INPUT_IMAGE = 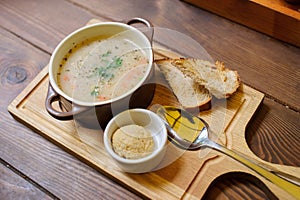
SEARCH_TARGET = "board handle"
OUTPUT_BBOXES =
[125,17,154,43]
[45,83,88,120]
[205,139,300,199]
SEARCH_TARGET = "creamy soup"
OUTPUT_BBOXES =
[57,33,149,102]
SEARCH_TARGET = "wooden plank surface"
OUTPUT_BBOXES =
[0,161,54,200]
[1,0,299,199]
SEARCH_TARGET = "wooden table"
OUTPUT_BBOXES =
[1,0,299,199]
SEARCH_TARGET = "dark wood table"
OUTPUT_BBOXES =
[1,0,299,199]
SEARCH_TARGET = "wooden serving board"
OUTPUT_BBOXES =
[8,19,300,199]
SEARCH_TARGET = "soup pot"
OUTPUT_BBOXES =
[45,18,155,128]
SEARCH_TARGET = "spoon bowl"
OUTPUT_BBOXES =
[156,106,300,199]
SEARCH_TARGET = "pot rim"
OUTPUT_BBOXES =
[48,21,153,107]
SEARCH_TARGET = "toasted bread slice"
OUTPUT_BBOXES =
[156,59,212,111]
[163,58,240,99]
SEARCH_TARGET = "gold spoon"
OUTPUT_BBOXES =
[156,106,300,199]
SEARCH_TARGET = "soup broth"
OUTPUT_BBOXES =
[57,33,149,103]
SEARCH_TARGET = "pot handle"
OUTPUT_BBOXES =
[125,17,154,43]
[45,83,88,120]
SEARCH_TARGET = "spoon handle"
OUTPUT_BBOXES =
[203,138,300,199]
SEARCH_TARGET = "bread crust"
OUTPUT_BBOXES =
[158,58,240,99]
[156,58,212,111]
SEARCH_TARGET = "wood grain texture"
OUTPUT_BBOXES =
[0,0,100,54]
[0,162,53,200]
[1,0,299,199]
[184,0,300,47]
[246,98,300,166]
[203,172,278,199]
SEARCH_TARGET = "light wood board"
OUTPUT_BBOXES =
[8,19,300,199]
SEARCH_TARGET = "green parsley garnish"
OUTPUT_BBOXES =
[91,86,99,96]
[102,50,112,57]
[109,57,123,68]
[95,57,123,79]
